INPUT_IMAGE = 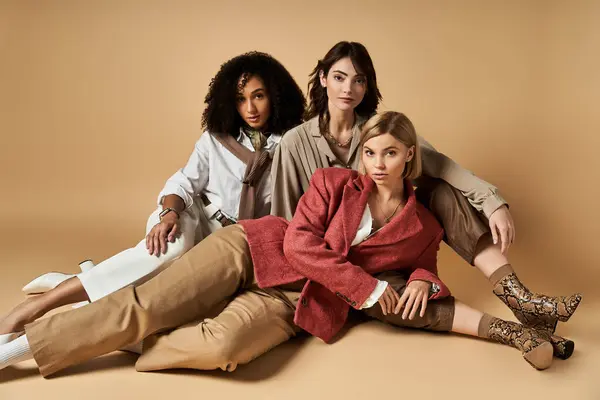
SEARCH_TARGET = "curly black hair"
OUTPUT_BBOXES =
[305,41,382,120]
[201,52,305,137]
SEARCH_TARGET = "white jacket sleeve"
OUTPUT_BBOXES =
[157,133,210,209]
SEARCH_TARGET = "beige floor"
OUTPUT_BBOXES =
[0,221,598,400]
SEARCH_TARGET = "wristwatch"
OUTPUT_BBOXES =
[429,282,440,296]
[159,207,180,220]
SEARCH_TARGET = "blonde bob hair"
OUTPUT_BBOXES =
[358,111,422,179]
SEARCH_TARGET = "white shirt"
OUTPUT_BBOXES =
[352,206,389,309]
[157,129,281,220]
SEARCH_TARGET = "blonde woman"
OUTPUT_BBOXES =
[270,41,581,357]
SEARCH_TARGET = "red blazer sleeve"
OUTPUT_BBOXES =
[406,229,451,299]
[283,169,379,309]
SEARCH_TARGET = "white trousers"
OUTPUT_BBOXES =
[79,201,222,302]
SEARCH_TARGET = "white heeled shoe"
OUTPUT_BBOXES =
[21,260,96,295]
[22,272,75,294]
[78,259,95,272]
[0,331,24,345]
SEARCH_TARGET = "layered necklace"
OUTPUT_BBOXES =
[324,127,353,148]
[320,115,353,148]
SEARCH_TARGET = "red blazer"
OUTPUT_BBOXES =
[239,168,450,343]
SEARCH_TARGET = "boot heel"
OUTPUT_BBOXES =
[549,335,574,360]
[78,259,95,272]
[527,328,574,360]
[523,341,553,370]
[487,317,555,370]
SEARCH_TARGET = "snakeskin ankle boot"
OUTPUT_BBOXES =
[491,268,582,334]
[483,316,554,370]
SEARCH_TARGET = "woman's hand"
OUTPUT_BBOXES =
[377,285,401,316]
[489,205,515,254]
[395,280,431,319]
[146,212,180,257]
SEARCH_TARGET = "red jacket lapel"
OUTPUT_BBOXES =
[337,175,423,249]
[362,180,423,247]
[338,174,373,253]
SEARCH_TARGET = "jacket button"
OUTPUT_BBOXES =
[301,298,308,307]
[351,301,357,307]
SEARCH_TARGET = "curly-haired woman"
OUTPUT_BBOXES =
[0,51,305,340]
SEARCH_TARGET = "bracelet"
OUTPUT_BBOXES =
[159,207,180,220]
[429,282,440,296]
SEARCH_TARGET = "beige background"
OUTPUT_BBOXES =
[0,1,598,399]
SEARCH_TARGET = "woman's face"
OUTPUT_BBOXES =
[362,133,414,186]
[236,75,271,131]
[320,57,367,114]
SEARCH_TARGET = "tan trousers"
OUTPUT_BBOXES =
[136,287,301,372]
[26,225,300,377]
[26,228,455,378]
[137,273,455,374]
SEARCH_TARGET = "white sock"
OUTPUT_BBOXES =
[0,335,34,370]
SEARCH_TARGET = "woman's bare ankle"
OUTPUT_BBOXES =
[0,298,46,334]
[0,314,25,334]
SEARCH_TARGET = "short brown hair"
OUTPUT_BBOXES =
[359,111,422,179]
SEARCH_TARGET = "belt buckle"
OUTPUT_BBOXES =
[215,210,235,227]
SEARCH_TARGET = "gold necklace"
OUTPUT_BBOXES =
[322,119,353,148]
[377,197,404,223]
[324,129,353,147]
